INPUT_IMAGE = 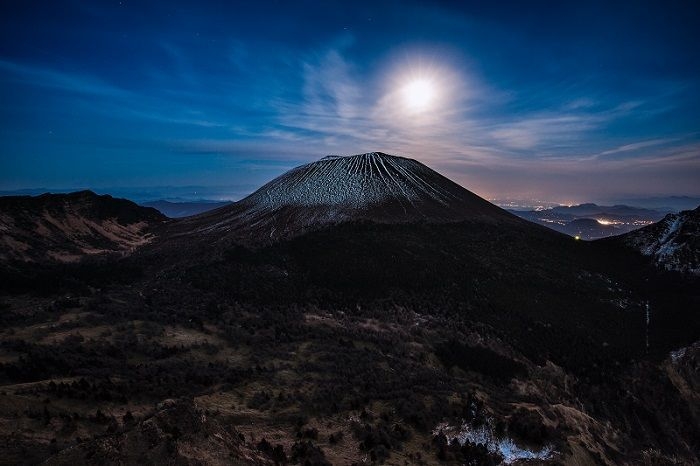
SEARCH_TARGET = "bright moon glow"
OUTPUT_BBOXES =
[402,78,435,111]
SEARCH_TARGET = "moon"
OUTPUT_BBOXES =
[401,78,435,112]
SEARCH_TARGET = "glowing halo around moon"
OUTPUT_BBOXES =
[379,53,467,125]
[401,78,436,112]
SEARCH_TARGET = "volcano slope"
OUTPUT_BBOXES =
[1,153,698,465]
[170,151,520,243]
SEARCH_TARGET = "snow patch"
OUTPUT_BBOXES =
[670,347,687,364]
[433,419,556,464]
[655,216,682,260]
[639,214,682,257]
[629,209,699,275]
[658,216,682,245]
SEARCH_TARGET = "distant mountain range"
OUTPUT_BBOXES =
[140,200,232,218]
[510,203,670,240]
[0,185,254,204]
[612,196,700,212]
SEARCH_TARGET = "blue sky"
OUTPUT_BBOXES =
[1,0,699,203]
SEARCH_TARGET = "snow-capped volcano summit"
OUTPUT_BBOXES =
[240,152,501,211]
[180,152,520,242]
[251,151,458,208]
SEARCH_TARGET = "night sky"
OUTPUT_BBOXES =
[1,1,699,203]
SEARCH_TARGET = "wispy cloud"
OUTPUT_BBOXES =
[488,114,599,152]
[199,42,698,200]
[594,138,677,158]
[0,59,130,98]
[242,42,685,175]
[0,57,235,130]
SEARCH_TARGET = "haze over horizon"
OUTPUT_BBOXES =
[1,1,699,202]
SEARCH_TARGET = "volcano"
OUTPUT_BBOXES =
[179,152,522,242]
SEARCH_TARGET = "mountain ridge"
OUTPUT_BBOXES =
[619,205,700,275]
[0,190,166,263]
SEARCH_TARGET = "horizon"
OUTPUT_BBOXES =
[1,151,699,211]
[2,180,699,213]
[1,1,700,201]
